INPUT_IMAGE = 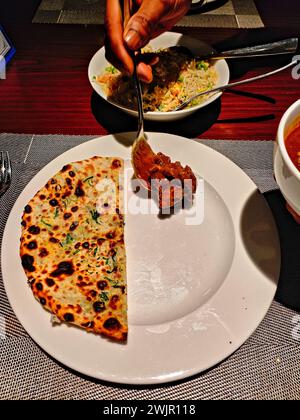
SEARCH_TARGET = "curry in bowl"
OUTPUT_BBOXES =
[285,120,300,172]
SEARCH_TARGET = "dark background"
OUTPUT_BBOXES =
[0,0,300,139]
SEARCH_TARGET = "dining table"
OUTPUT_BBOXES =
[1,0,300,401]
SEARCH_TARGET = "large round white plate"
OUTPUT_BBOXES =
[88,32,230,121]
[2,133,280,385]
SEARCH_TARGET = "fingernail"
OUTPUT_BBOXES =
[140,75,151,83]
[137,63,153,84]
[124,29,141,50]
[139,71,152,84]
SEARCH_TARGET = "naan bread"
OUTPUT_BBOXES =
[20,156,127,342]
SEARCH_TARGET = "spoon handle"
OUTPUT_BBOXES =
[204,38,298,60]
[122,0,145,140]
[175,59,299,111]
[133,56,145,140]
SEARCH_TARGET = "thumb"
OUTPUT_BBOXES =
[124,0,167,50]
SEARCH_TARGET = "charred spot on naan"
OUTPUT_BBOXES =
[93,300,106,313]
[24,205,32,214]
[64,312,74,322]
[39,248,48,257]
[50,261,75,277]
[46,278,55,287]
[62,164,71,173]
[28,226,40,235]
[27,240,37,250]
[103,317,122,331]
[75,180,85,197]
[21,254,36,272]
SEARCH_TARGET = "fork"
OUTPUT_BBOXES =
[0,152,12,197]
[174,59,299,111]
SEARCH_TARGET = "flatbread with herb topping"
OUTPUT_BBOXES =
[20,156,127,342]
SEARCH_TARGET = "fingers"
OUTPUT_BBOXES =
[105,0,133,75]
[105,0,191,82]
[104,0,153,81]
[138,53,160,66]
[135,53,160,83]
[124,0,167,50]
[124,0,191,51]
[137,62,153,83]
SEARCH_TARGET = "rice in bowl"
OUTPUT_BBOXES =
[96,48,218,112]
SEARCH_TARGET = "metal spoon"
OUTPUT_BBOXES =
[124,2,196,209]
[197,38,298,61]
[143,38,298,64]
[131,53,151,178]
[174,59,299,111]
[121,0,150,176]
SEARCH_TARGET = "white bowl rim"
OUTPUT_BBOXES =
[278,98,300,181]
[88,31,230,117]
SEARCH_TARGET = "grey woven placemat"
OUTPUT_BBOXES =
[32,0,264,29]
[0,133,299,400]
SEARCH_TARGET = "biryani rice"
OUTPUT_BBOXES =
[96,48,218,112]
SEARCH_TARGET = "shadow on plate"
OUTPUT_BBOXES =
[263,189,300,313]
[240,189,281,285]
[91,91,221,137]
[39,338,231,390]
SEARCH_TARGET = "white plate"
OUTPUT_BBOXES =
[2,133,280,385]
[88,32,230,121]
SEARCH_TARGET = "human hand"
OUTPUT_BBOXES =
[105,0,191,83]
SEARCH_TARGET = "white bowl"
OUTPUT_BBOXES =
[274,99,300,217]
[88,31,230,122]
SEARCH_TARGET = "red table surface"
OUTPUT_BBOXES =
[0,0,300,140]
